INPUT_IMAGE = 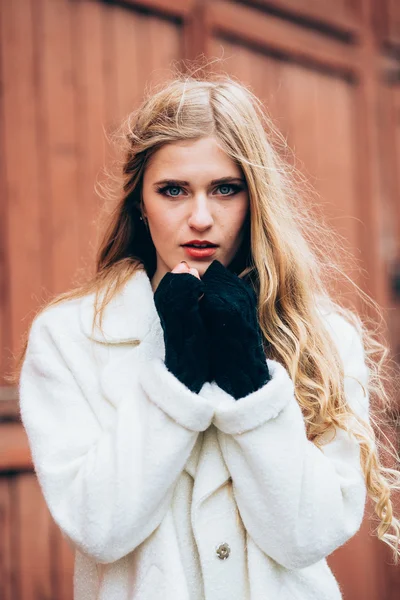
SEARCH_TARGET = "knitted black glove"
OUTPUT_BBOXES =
[153,271,209,394]
[200,260,270,400]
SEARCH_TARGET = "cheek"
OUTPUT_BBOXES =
[147,207,180,243]
[219,203,249,238]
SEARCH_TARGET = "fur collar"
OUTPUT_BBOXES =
[78,266,333,345]
[79,269,158,344]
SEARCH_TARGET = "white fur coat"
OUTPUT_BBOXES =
[19,268,370,600]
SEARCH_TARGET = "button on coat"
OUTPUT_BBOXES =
[19,268,370,600]
[216,543,230,560]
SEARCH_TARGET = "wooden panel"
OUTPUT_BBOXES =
[109,4,143,123]
[146,14,182,89]
[372,58,400,357]
[0,11,10,388]
[0,0,183,381]
[390,85,400,262]
[392,86,400,354]
[17,474,54,600]
[0,477,13,600]
[378,0,400,47]
[0,0,44,382]
[72,0,108,275]
[0,453,74,598]
[211,39,362,303]
[209,36,386,599]
[0,0,183,596]
[1,0,397,598]
[208,1,362,75]
[72,1,182,274]
[112,7,181,121]
[0,423,32,472]
[330,504,388,600]
[53,526,74,600]
[352,55,390,311]
[37,0,81,297]
[249,0,362,34]
[116,0,194,17]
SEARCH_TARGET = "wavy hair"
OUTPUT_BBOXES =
[13,64,400,561]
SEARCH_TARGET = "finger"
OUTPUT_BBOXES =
[172,261,190,274]
[188,267,200,280]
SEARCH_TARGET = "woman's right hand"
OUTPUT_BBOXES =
[153,261,209,393]
[171,260,200,278]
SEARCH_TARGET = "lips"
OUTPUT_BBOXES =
[182,240,218,248]
[183,246,217,258]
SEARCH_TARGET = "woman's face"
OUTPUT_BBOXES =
[142,136,250,289]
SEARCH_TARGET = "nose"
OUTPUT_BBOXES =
[187,194,214,230]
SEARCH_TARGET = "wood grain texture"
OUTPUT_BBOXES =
[208,1,362,75]
[207,29,391,599]
[1,0,399,598]
[0,477,13,600]
[0,423,32,472]
[0,2,11,388]
[52,525,74,600]
[0,0,45,382]
[115,0,194,18]
[379,0,400,47]
[37,0,81,297]
[17,474,53,600]
[247,0,362,35]
[73,0,109,277]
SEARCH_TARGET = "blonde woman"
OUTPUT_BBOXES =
[17,72,399,600]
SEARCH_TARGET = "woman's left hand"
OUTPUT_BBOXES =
[200,260,271,399]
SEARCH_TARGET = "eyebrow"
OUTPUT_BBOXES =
[153,176,246,187]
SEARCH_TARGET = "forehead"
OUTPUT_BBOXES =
[144,136,242,179]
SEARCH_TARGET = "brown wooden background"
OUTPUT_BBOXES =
[1,0,400,598]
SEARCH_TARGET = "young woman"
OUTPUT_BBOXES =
[17,72,399,600]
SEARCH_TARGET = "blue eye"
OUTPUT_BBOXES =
[166,186,182,197]
[156,183,243,198]
[218,185,234,195]
[157,185,183,198]
[216,184,242,196]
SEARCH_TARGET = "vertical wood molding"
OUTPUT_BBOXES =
[182,0,212,63]
[0,2,11,388]
[353,0,391,314]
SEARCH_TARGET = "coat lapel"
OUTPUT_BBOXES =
[191,423,231,510]
[78,267,232,502]
[79,268,158,344]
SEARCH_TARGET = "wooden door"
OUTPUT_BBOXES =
[187,1,396,598]
[0,0,185,598]
[1,0,398,598]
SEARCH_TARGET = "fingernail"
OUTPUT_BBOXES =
[181,261,189,266]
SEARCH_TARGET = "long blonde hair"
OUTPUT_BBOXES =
[13,66,400,561]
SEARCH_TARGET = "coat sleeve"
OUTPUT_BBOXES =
[211,314,370,569]
[19,311,214,564]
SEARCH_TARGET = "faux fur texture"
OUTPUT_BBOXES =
[18,268,370,600]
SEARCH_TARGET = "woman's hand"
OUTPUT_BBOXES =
[200,260,270,400]
[153,261,209,393]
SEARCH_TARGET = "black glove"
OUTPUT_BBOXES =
[200,260,270,400]
[153,271,209,394]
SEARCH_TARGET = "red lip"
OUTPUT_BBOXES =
[183,246,217,259]
[182,239,218,246]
